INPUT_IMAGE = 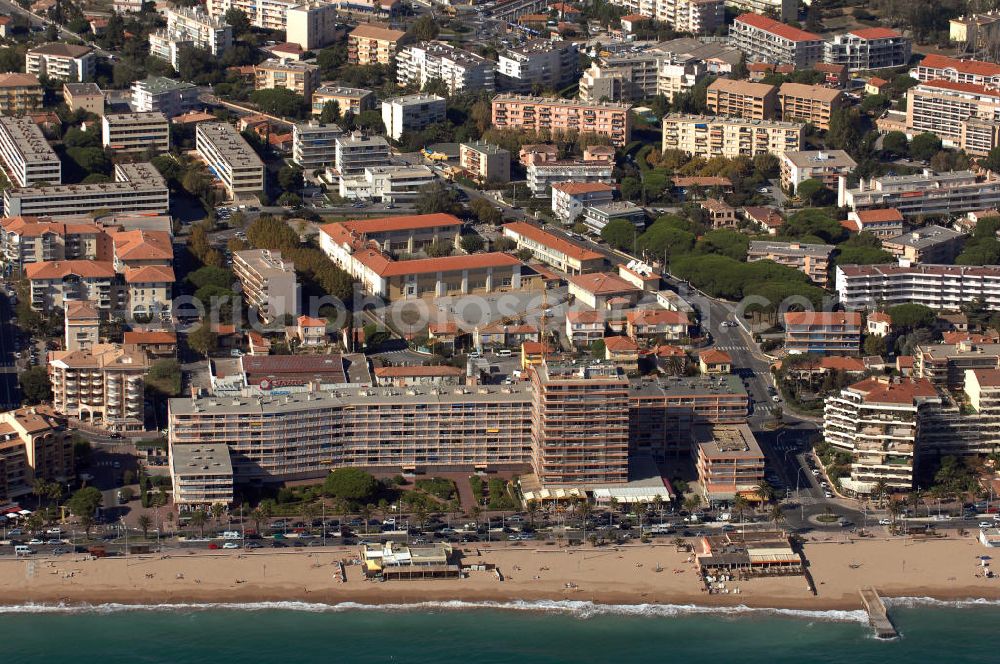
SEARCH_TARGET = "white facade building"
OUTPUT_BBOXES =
[0,116,61,188]
[396,41,495,95]
[381,93,446,141]
[196,122,265,200]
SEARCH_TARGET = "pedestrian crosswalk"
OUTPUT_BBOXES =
[712,345,746,351]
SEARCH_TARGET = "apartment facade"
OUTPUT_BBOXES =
[292,120,343,169]
[48,344,149,432]
[747,240,834,286]
[0,116,61,188]
[25,43,95,82]
[26,260,119,311]
[3,163,169,217]
[823,27,911,71]
[583,202,646,234]
[783,311,862,354]
[836,263,1000,312]
[381,93,446,141]
[396,41,495,95]
[170,442,234,508]
[578,52,667,103]
[232,249,300,323]
[63,82,103,115]
[254,58,319,99]
[131,77,201,118]
[906,80,1000,151]
[338,164,435,202]
[0,406,72,502]
[526,160,615,197]
[334,133,390,175]
[492,94,633,147]
[778,83,844,131]
[729,14,824,69]
[502,221,604,275]
[459,141,510,183]
[839,170,1000,218]
[694,424,765,504]
[496,39,579,93]
[844,208,905,238]
[196,122,265,199]
[881,226,967,264]
[551,181,616,223]
[910,53,1000,88]
[310,85,375,117]
[780,149,856,193]
[0,217,104,270]
[662,114,805,159]
[124,265,175,319]
[149,6,232,69]
[206,0,297,31]
[609,0,724,32]
[348,23,406,65]
[706,78,778,120]
[101,112,170,154]
[0,73,43,115]
[286,1,342,50]
[915,341,1000,390]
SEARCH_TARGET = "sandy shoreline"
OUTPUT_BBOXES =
[2,537,1000,613]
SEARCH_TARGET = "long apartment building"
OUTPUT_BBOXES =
[824,377,941,495]
[25,43,95,82]
[723,0,796,21]
[910,53,1000,88]
[914,341,1000,390]
[747,240,834,286]
[254,58,320,99]
[321,213,461,260]
[526,159,615,197]
[783,311,861,354]
[0,406,72,503]
[492,94,632,147]
[706,78,778,120]
[838,170,1000,219]
[729,13,824,69]
[396,41,495,95]
[101,112,169,154]
[348,23,406,65]
[196,122,265,200]
[661,114,805,159]
[0,217,104,270]
[778,82,844,131]
[149,6,232,69]
[836,263,1000,312]
[823,27,910,71]
[0,73,43,115]
[26,260,118,311]
[497,39,579,92]
[232,248,300,323]
[48,344,149,432]
[206,0,296,31]
[579,52,666,103]
[502,221,605,275]
[0,116,61,188]
[3,163,169,217]
[906,80,1000,155]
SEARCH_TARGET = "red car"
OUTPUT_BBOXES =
[208,543,220,550]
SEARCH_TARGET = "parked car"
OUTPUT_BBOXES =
[878,519,892,526]
[222,542,240,549]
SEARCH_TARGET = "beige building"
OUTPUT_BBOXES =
[26,43,95,82]
[780,150,856,194]
[62,82,103,115]
[26,260,119,311]
[662,114,805,159]
[101,112,170,154]
[311,85,375,117]
[286,1,342,50]
[503,221,604,275]
[730,13,823,68]
[906,80,1000,155]
[0,406,73,503]
[0,217,104,270]
[196,122,265,200]
[348,23,406,65]
[170,442,234,508]
[254,58,319,99]
[880,225,967,264]
[492,94,633,147]
[233,249,300,323]
[694,424,765,504]
[206,0,297,31]
[747,240,834,286]
[48,344,149,432]
[124,264,175,319]
[0,73,43,115]
[459,141,510,183]
[64,300,101,352]
[778,83,844,131]
[706,78,778,120]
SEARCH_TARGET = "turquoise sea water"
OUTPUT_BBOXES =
[2,599,999,663]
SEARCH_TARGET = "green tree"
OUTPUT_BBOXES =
[323,468,377,501]
[795,178,834,206]
[881,131,909,159]
[19,366,51,404]
[407,15,440,41]
[414,181,460,215]
[138,514,152,539]
[826,108,861,153]
[863,334,887,357]
[250,88,308,119]
[67,486,103,535]
[277,166,303,193]
[460,234,485,253]
[224,8,251,35]
[601,218,638,251]
[980,145,1000,173]
[909,132,942,162]
[188,323,219,357]
[590,338,606,358]
[425,239,454,257]
[494,236,516,252]
[189,509,208,536]
[888,303,937,330]
[146,359,182,397]
[319,100,341,124]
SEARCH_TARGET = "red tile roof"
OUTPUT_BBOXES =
[124,265,175,283]
[735,13,821,42]
[918,54,1000,77]
[699,349,731,364]
[321,213,463,239]
[920,78,998,95]
[854,208,904,223]
[568,272,639,295]
[784,311,861,327]
[504,221,603,262]
[356,251,522,277]
[818,356,865,372]
[297,315,327,327]
[847,377,938,404]
[604,335,639,352]
[26,260,115,280]
[626,308,687,326]
[550,182,616,195]
[123,330,177,344]
[849,27,902,39]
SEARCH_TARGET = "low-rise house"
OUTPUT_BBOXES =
[843,208,905,238]
[867,311,892,336]
[604,335,640,372]
[566,310,606,347]
[699,348,732,374]
[373,365,464,387]
[291,315,328,347]
[475,322,539,349]
[701,198,737,228]
[742,206,784,235]
[626,308,689,342]
[123,330,177,358]
[567,272,642,309]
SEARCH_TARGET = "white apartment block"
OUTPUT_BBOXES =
[838,170,1000,219]
[723,0,796,21]
[609,0,723,33]
[149,6,232,70]
[0,116,61,188]
[496,39,579,92]
[206,0,296,31]
[729,14,824,69]
[579,52,673,103]
[170,443,234,508]
[910,54,1000,88]
[662,114,805,160]
[381,93,446,141]
[286,1,342,50]
[339,164,435,202]
[131,77,201,118]
[3,163,169,217]
[232,248,300,323]
[25,43,95,82]
[551,182,616,223]
[823,28,911,71]
[101,112,170,154]
[905,80,1000,151]
[527,161,615,197]
[196,123,265,200]
[836,263,1000,312]
[335,132,390,176]
[292,121,343,169]
[396,41,495,95]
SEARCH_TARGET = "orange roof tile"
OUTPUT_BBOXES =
[504,221,603,262]
[920,78,998,95]
[124,265,175,283]
[847,377,938,404]
[699,349,731,364]
[735,13,821,42]
[784,311,861,326]
[568,272,639,295]
[550,182,616,195]
[349,23,406,41]
[26,260,115,280]
[626,308,687,326]
[123,330,177,344]
[297,315,327,327]
[849,27,902,39]
[604,335,639,352]
[918,54,1000,77]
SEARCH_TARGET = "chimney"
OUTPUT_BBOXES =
[837,175,848,207]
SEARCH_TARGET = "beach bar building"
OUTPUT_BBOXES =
[360,541,461,580]
[697,530,804,580]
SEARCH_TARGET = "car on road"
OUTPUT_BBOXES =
[222,542,240,549]
[45,539,63,545]
[28,538,43,545]
[878,519,892,526]
[244,542,262,549]
[51,547,71,555]
[980,522,993,528]
[824,491,834,498]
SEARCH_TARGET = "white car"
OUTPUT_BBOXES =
[878,519,892,526]
[980,521,993,528]
[222,542,240,549]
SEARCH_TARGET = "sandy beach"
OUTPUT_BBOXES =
[2,535,999,610]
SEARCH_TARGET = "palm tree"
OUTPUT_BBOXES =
[414,504,429,531]
[526,501,538,527]
[683,494,702,514]
[210,502,225,526]
[138,514,152,539]
[578,498,593,541]
[770,504,785,530]
[251,507,265,534]
[755,480,775,505]
[359,503,374,535]
[46,482,63,504]
[873,480,890,509]
[32,478,47,510]
[189,509,208,537]
[652,495,664,523]
[732,495,750,523]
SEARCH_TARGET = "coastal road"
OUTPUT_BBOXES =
[0,284,20,410]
